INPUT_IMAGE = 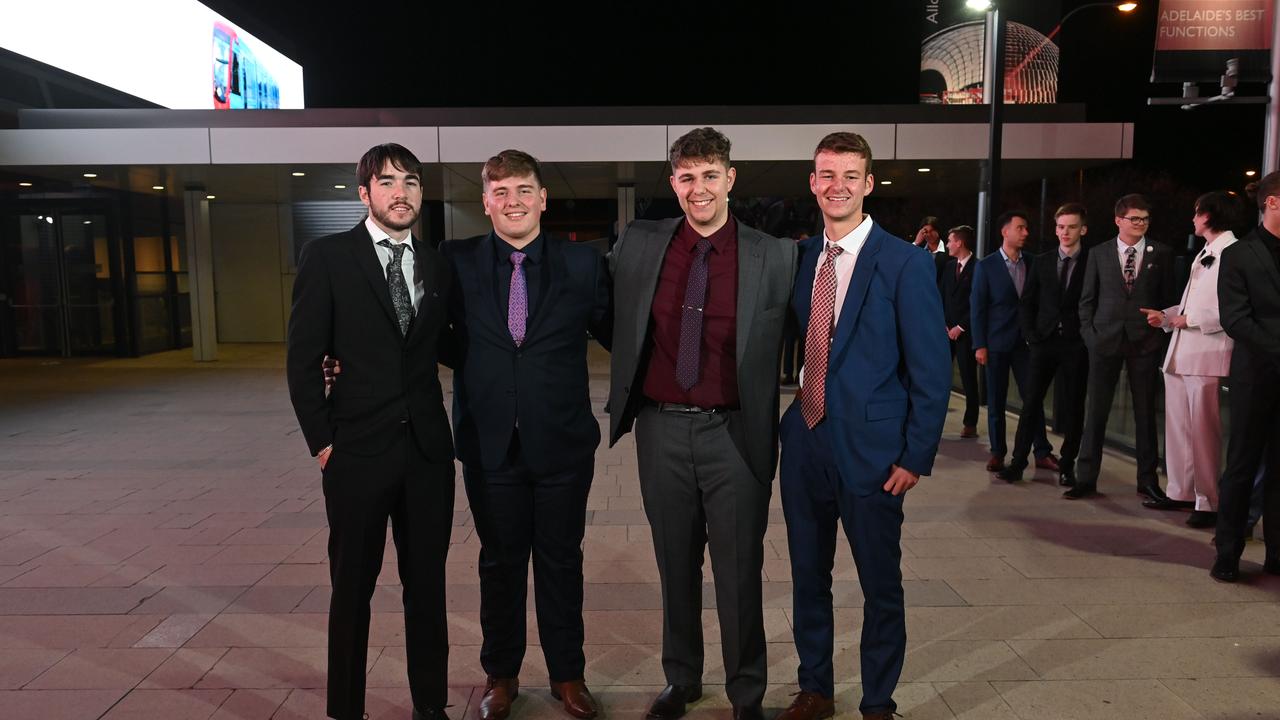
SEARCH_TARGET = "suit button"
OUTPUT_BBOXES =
[624,386,629,394]
[516,352,523,358]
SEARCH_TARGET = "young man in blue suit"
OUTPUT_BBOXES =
[970,211,1056,474]
[774,132,950,720]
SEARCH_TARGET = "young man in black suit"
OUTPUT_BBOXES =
[287,144,455,720]
[1212,171,1280,582]
[998,203,1090,485]
[327,150,612,718]
[939,225,980,438]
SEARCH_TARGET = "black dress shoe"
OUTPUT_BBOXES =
[1210,556,1240,583]
[1058,468,1076,487]
[1265,558,1280,575]
[1185,510,1217,528]
[646,684,702,720]
[413,709,449,720]
[1063,484,1097,500]
[1136,483,1170,502]
[732,705,764,720]
[995,462,1026,483]
[1143,496,1195,511]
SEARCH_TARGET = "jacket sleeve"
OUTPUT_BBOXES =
[970,259,988,349]
[1078,253,1100,350]
[589,251,614,351]
[1219,244,1280,363]
[896,250,952,477]
[285,240,334,456]
[1019,261,1043,343]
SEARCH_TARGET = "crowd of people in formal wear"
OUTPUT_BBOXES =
[283,127,1278,720]
[931,184,1279,586]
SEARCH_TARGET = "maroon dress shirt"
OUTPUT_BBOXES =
[642,216,740,408]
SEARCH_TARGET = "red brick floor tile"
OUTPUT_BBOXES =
[0,615,143,649]
[143,565,272,587]
[222,528,320,546]
[3,564,116,588]
[140,648,229,689]
[101,688,231,720]
[0,648,68,689]
[0,586,157,615]
[129,586,247,615]
[204,545,296,565]
[134,613,216,648]
[186,614,327,649]
[252,564,329,586]
[0,689,126,719]
[27,647,175,689]
[207,688,289,719]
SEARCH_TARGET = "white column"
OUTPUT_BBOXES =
[183,189,217,361]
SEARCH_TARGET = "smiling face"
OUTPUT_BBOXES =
[810,150,874,228]
[483,172,547,246]
[669,159,736,234]
[359,159,422,237]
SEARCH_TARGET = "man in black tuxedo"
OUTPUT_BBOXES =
[939,225,980,438]
[1211,171,1280,582]
[286,144,455,720]
[998,203,1090,485]
[1068,194,1178,500]
[914,215,949,284]
[326,151,612,718]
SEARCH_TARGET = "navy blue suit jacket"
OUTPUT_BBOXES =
[790,222,950,494]
[970,250,1032,353]
[441,233,612,474]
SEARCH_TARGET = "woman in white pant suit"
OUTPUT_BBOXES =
[1142,191,1240,527]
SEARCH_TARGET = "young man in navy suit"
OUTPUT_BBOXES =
[774,132,949,720]
[970,211,1056,473]
[326,150,611,720]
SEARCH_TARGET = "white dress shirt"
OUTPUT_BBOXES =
[365,216,423,312]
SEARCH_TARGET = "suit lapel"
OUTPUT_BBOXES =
[794,237,819,328]
[473,233,507,335]
[830,223,884,361]
[404,236,437,347]
[735,225,766,364]
[630,218,682,355]
[347,222,400,334]
[524,235,564,343]
[1248,238,1280,295]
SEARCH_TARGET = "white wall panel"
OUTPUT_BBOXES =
[0,128,210,165]
[439,126,666,163]
[210,127,439,164]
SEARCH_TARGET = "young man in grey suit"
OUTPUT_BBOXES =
[606,127,796,720]
[1068,194,1178,500]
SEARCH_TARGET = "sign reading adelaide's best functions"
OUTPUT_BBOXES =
[0,0,304,109]
[1152,0,1274,82]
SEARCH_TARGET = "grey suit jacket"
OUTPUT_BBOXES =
[606,217,797,484]
[1079,239,1177,357]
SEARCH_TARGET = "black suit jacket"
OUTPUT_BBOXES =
[1021,247,1088,345]
[286,221,454,460]
[939,255,974,331]
[1079,239,1178,356]
[1220,226,1280,382]
[441,233,612,474]
[607,217,797,484]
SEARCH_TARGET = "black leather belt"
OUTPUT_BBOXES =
[653,401,726,414]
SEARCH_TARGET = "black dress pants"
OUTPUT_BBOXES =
[1010,335,1089,471]
[1215,377,1280,562]
[464,433,593,682]
[1075,342,1162,490]
[951,333,980,428]
[322,429,455,720]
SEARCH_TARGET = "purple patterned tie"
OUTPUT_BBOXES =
[508,251,527,346]
[675,238,713,391]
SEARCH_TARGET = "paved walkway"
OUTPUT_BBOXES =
[0,344,1276,720]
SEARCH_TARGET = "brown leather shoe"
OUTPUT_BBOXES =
[1035,453,1061,471]
[550,680,599,719]
[478,677,518,720]
[986,455,1005,472]
[960,425,978,438]
[775,691,834,720]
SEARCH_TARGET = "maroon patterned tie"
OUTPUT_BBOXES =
[675,238,713,391]
[802,242,844,428]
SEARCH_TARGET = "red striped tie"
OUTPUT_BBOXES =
[802,243,844,428]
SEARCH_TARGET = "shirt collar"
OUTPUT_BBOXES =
[366,216,414,251]
[492,231,543,265]
[679,214,737,254]
[1058,244,1081,260]
[998,246,1023,264]
[1117,236,1146,254]
[822,214,873,256]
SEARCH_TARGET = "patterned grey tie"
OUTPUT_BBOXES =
[378,239,414,336]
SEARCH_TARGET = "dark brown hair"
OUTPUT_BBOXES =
[1114,193,1150,217]
[1194,191,1240,233]
[813,131,873,173]
[1054,202,1089,224]
[947,224,975,251]
[669,127,731,169]
[356,143,421,191]
[482,149,544,188]
[1255,171,1280,208]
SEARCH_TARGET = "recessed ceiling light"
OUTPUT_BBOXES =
[291,171,306,177]
[333,184,347,189]
[917,167,931,173]
[880,180,893,185]
[206,194,216,200]
[152,185,165,190]
[18,181,32,187]
[45,216,53,224]
[83,220,92,225]
[83,172,97,178]
[1246,170,1258,177]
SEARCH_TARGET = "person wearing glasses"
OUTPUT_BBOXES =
[1068,194,1178,500]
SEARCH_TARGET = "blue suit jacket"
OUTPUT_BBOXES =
[790,222,950,495]
[970,250,1030,352]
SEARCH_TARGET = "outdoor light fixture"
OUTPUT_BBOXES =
[291,171,306,177]
[966,0,993,10]
[18,181,32,187]
[1116,2,1137,11]
[83,172,97,178]
[1246,170,1258,177]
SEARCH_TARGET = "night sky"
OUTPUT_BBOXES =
[202,0,1265,193]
